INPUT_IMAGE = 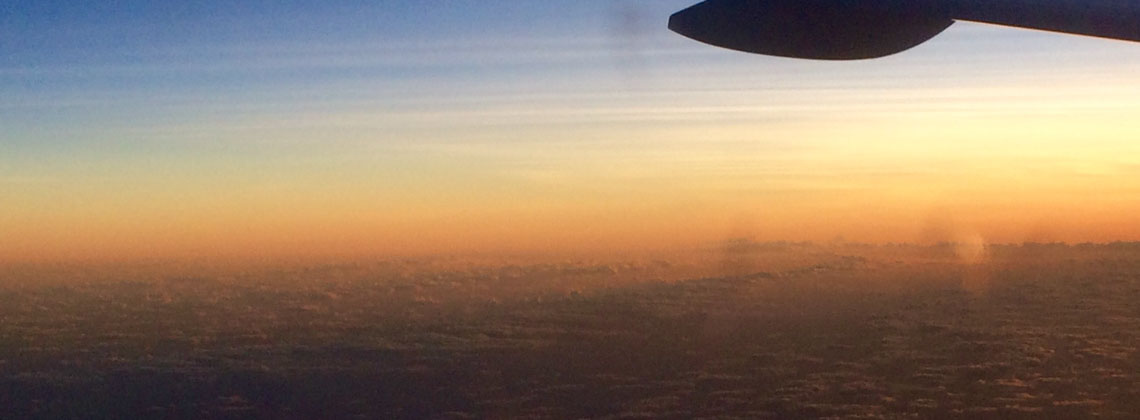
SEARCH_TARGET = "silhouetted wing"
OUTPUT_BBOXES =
[669,0,1140,60]
[950,0,1140,43]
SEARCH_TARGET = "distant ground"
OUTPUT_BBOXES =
[3,243,1140,419]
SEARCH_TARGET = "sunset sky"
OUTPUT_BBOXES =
[4,1,1140,262]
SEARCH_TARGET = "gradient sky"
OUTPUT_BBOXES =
[4,1,1140,262]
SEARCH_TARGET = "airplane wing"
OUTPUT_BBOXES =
[669,0,1140,60]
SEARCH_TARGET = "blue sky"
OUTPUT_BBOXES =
[6,0,1120,151]
[3,1,677,144]
[5,1,1139,171]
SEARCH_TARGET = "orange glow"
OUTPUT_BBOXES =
[5,74,1140,263]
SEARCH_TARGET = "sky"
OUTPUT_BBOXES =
[4,1,1140,262]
